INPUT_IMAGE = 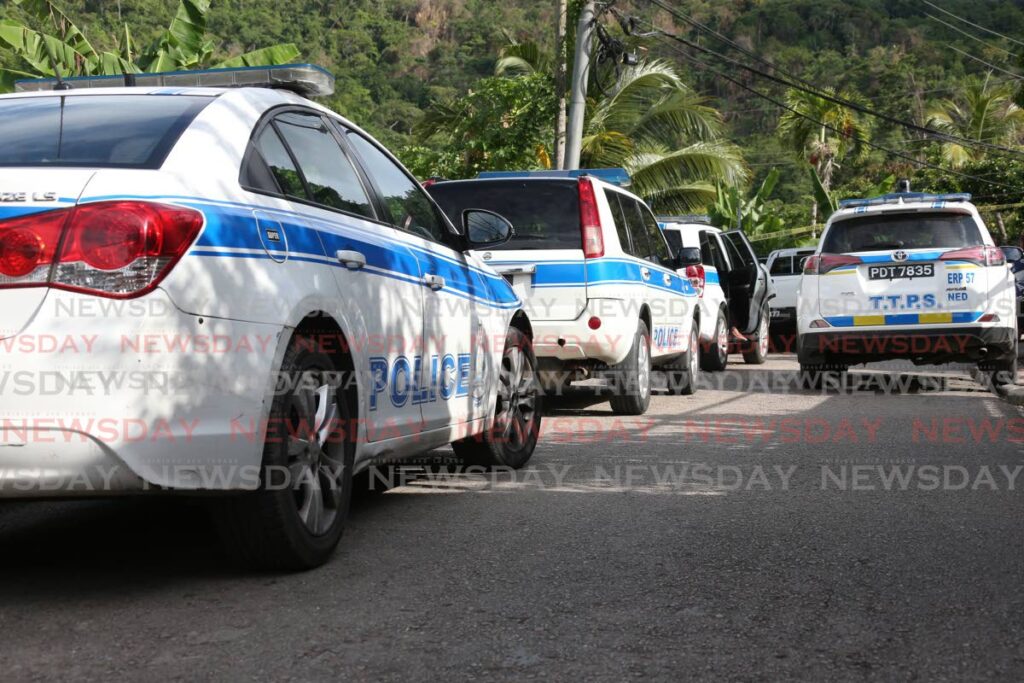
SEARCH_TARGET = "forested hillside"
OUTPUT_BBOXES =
[4,0,1024,240]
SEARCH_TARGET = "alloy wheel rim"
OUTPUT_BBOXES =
[717,320,728,358]
[496,345,538,450]
[638,336,651,397]
[286,378,344,536]
[758,315,769,357]
[689,329,700,379]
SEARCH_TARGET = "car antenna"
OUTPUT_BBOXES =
[42,41,72,91]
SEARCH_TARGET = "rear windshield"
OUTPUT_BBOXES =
[428,180,581,250]
[823,213,983,253]
[0,95,212,169]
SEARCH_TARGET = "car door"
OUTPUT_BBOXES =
[698,230,729,337]
[344,128,490,432]
[722,230,769,334]
[622,196,691,359]
[256,110,426,441]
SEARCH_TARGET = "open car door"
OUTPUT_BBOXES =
[722,230,771,335]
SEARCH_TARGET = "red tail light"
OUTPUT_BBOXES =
[0,201,203,298]
[940,245,1004,267]
[804,253,862,275]
[685,264,705,297]
[578,178,605,259]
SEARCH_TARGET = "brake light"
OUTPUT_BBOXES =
[685,264,705,297]
[578,178,605,259]
[804,253,862,275]
[0,201,203,298]
[940,246,1004,267]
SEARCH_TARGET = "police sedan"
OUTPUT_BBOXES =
[0,65,541,569]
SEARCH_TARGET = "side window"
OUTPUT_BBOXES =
[346,131,448,243]
[618,195,651,258]
[253,125,304,198]
[639,203,672,264]
[609,193,634,254]
[709,235,730,272]
[272,112,374,218]
[663,228,683,257]
[770,255,794,276]
[723,232,754,269]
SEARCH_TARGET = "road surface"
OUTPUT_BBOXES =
[1,356,1022,680]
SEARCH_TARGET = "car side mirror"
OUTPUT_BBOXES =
[675,246,702,269]
[463,209,515,249]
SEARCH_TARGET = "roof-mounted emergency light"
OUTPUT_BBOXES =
[657,214,711,226]
[15,64,335,97]
[477,168,632,187]
[838,192,973,209]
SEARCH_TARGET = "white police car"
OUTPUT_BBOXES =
[660,218,774,367]
[428,171,701,414]
[797,190,1018,387]
[0,65,541,569]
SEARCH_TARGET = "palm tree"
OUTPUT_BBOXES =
[0,0,299,92]
[777,87,870,225]
[580,59,747,213]
[926,74,1024,168]
[492,40,747,213]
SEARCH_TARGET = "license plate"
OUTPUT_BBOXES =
[868,263,934,280]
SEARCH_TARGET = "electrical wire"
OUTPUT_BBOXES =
[925,13,1018,59]
[637,0,1024,162]
[921,0,1024,50]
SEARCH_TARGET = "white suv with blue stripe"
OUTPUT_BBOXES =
[428,170,701,414]
[0,65,541,569]
[797,190,1018,387]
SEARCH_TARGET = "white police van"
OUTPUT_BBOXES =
[660,218,774,367]
[765,247,816,329]
[797,190,1018,387]
[428,170,701,414]
[0,65,541,569]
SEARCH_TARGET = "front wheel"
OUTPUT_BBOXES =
[742,305,770,365]
[452,326,541,469]
[665,323,701,396]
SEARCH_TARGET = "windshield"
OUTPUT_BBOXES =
[0,95,212,169]
[428,180,581,250]
[823,212,983,253]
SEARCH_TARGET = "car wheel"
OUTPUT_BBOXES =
[701,307,729,372]
[742,305,770,365]
[665,323,700,396]
[451,326,541,470]
[217,334,354,570]
[800,363,848,391]
[979,343,1018,388]
[609,319,653,415]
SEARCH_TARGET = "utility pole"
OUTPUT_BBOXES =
[564,1,596,170]
[553,0,568,170]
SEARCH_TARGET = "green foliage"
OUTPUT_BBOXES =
[0,0,299,87]
[709,167,785,237]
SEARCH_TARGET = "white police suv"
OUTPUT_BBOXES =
[0,65,541,569]
[660,218,774,367]
[428,170,701,413]
[797,190,1018,387]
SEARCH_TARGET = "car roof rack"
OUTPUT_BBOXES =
[838,192,972,209]
[658,214,711,226]
[14,63,335,97]
[476,168,632,187]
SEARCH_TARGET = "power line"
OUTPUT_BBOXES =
[641,29,1021,192]
[925,13,1017,59]
[638,0,1024,162]
[921,0,1024,50]
[947,45,1024,81]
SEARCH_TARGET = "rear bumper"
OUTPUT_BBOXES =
[0,289,281,497]
[797,325,1017,365]
[531,300,638,365]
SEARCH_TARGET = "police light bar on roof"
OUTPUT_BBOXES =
[476,168,632,187]
[658,214,711,225]
[838,192,972,209]
[14,63,335,97]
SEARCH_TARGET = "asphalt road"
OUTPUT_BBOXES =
[2,355,1023,681]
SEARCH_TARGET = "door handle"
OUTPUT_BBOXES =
[640,267,651,281]
[423,274,446,291]
[336,250,366,270]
